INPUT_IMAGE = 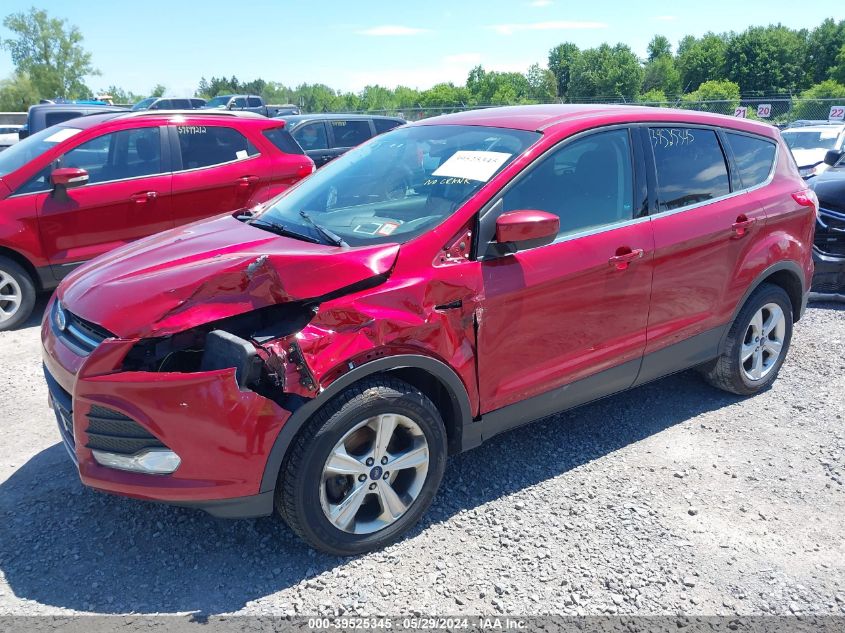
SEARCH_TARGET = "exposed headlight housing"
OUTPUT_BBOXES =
[92,448,181,474]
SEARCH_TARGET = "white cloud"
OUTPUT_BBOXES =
[357,25,429,36]
[443,53,483,65]
[490,21,607,36]
[653,15,677,21]
[529,0,553,6]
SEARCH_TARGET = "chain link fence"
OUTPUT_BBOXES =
[355,98,845,127]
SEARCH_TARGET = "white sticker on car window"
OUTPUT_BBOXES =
[820,130,839,139]
[44,128,82,143]
[236,150,248,160]
[432,150,511,182]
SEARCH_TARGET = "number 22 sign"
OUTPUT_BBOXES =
[829,106,845,121]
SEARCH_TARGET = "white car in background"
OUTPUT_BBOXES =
[781,122,845,179]
[0,125,22,152]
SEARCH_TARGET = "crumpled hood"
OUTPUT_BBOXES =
[791,148,828,168]
[59,214,399,339]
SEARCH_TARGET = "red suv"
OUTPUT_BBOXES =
[41,105,815,555]
[0,110,313,329]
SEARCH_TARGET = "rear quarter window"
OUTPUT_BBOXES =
[263,127,305,155]
[650,127,730,211]
[374,118,403,134]
[247,97,263,107]
[725,132,777,188]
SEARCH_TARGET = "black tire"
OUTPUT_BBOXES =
[276,377,448,555]
[699,283,793,396]
[0,256,36,332]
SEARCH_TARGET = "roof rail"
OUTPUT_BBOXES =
[116,109,267,120]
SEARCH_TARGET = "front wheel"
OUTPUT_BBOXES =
[0,256,36,332]
[276,377,447,555]
[699,283,793,396]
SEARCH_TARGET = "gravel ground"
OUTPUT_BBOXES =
[0,298,843,617]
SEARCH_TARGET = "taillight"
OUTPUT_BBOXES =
[793,189,820,220]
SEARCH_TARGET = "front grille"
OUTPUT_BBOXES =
[85,405,166,455]
[816,207,845,258]
[52,301,114,355]
[43,366,77,463]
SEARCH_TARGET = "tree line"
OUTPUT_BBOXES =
[4,8,845,115]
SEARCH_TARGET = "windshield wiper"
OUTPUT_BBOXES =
[246,218,320,244]
[299,210,348,247]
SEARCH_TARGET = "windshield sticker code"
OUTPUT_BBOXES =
[432,150,512,182]
[422,177,472,186]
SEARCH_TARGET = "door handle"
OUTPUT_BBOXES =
[237,175,259,188]
[608,247,644,270]
[731,215,757,238]
[130,191,157,204]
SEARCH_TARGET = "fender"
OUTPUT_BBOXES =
[719,259,806,353]
[258,354,473,493]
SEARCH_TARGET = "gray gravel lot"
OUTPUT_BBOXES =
[0,298,843,617]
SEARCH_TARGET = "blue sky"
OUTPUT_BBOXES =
[1,1,843,97]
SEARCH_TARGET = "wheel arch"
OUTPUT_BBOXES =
[259,354,473,493]
[720,260,805,352]
[0,245,42,291]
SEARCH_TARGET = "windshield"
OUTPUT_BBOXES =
[255,124,540,246]
[0,125,83,178]
[131,98,156,111]
[205,96,231,108]
[782,129,841,150]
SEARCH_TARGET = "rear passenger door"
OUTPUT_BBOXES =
[291,121,333,167]
[638,126,769,382]
[168,124,267,226]
[326,119,374,161]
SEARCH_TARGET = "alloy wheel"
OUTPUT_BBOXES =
[319,413,429,534]
[741,302,786,382]
[0,270,22,323]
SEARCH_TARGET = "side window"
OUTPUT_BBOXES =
[725,132,777,189]
[60,127,162,184]
[650,128,730,211]
[171,99,190,109]
[292,122,328,151]
[175,125,258,170]
[330,120,372,148]
[374,118,403,134]
[247,97,262,108]
[232,97,247,109]
[45,111,83,128]
[502,129,635,239]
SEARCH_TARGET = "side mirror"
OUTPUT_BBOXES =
[495,210,560,249]
[51,167,89,189]
[824,149,842,167]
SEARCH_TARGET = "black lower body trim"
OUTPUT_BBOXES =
[812,248,845,295]
[167,491,275,519]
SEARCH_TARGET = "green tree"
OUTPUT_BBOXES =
[568,43,643,101]
[680,79,740,114]
[642,56,681,97]
[418,82,467,107]
[676,33,728,92]
[0,73,39,110]
[637,88,668,105]
[647,35,671,62]
[526,63,557,102]
[808,19,845,85]
[150,83,166,97]
[1,8,98,99]
[360,85,394,111]
[466,66,532,104]
[100,84,143,105]
[723,25,809,95]
[547,42,579,101]
[792,79,845,119]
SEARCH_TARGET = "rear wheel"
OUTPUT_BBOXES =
[0,256,36,332]
[276,377,447,555]
[699,283,793,395]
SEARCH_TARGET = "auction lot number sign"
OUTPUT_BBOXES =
[830,105,845,121]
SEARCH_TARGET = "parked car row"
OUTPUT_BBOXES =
[35,104,816,555]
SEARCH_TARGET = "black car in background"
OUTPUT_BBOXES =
[131,97,206,111]
[275,113,405,167]
[18,103,126,139]
[808,150,845,298]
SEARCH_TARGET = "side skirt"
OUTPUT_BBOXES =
[461,324,728,451]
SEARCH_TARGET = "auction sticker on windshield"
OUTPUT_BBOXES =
[433,150,512,182]
[44,128,82,143]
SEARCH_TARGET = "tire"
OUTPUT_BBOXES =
[0,256,36,332]
[699,283,793,396]
[276,376,448,555]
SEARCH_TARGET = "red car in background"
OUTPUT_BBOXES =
[41,105,815,555]
[0,110,314,329]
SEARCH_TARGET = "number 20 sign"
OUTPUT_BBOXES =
[829,106,845,121]
[756,104,772,118]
